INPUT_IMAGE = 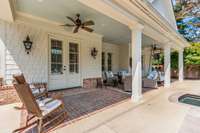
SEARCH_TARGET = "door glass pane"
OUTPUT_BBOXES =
[51,39,63,74]
[69,64,74,72]
[69,42,79,73]
[69,53,77,63]
[69,43,78,52]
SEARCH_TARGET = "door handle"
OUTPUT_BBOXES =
[63,65,66,71]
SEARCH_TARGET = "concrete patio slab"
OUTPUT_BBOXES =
[1,80,200,133]
[54,80,200,133]
[0,103,21,133]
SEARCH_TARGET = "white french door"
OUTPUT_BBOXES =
[65,39,81,88]
[48,35,81,90]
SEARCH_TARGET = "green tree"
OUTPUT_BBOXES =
[169,42,200,70]
[152,43,200,69]
[171,51,179,69]
[184,42,200,65]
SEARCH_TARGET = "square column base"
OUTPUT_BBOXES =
[131,94,142,102]
[164,83,170,88]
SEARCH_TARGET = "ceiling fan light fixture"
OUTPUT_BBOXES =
[61,13,95,33]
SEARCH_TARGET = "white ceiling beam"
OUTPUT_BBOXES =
[0,0,14,22]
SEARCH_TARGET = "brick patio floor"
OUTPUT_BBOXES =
[2,86,156,133]
[23,87,132,133]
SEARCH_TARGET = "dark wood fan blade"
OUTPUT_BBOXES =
[73,26,79,33]
[66,16,76,24]
[82,20,95,26]
[60,24,75,27]
[82,27,94,32]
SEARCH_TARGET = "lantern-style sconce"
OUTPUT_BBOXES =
[23,35,33,54]
[91,47,98,59]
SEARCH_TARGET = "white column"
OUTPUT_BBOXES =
[178,49,184,82]
[130,24,143,102]
[164,45,171,88]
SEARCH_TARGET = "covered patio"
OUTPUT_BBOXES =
[0,0,188,97]
[0,0,190,133]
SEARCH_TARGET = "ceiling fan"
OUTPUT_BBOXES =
[61,14,95,33]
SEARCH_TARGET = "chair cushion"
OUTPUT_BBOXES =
[147,71,158,80]
[37,98,62,116]
[31,88,46,95]
[106,71,114,78]
[30,84,46,95]
[36,98,53,107]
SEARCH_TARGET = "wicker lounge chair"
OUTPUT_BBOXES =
[122,75,132,92]
[13,83,67,133]
[13,74,48,98]
[103,71,118,87]
[142,78,158,88]
[142,70,159,88]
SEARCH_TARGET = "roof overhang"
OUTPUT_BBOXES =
[140,0,190,48]
[79,0,190,50]
[116,0,190,49]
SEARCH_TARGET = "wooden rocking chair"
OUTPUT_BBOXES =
[13,83,67,133]
[13,74,48,99]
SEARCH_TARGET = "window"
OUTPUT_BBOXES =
[69,42,79,73]
[51,39,63,74]
[107,53,112,71]
[102,52,105,71]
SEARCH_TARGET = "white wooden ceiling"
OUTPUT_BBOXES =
[16,0,155,45]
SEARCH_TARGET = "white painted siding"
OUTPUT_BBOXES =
[119,44,129,71]
[0,19,102,86]
[102,42,152,76]
[0,20,48,84]
[102,43,130,73]
[80,38,102,79]
[102,42,119,73]
[0,20,5,80]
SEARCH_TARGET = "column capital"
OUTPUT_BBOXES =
[178,48,184,52]
[129,22,144,31]
[164,43,171,49]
